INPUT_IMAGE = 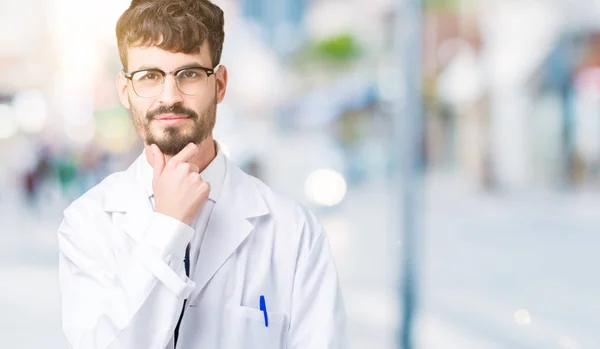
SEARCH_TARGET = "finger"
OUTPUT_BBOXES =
[176,162,200,174]
[151,144,165,182]
[199,181,210,194]
[171,143,198,164]
[198,181,211,198]
[194,181,211,200]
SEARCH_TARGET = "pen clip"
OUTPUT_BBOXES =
[259,295,269,327]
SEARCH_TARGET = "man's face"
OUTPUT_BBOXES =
[117,42,227,156]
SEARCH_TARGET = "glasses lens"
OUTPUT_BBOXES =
[132,70,164,98]
[176,68,209,96]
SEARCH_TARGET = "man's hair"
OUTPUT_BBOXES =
[116,0,225,70]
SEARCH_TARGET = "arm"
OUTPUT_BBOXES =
[58,204,194,349]
[59,143,209,349]
[288,229,348,348]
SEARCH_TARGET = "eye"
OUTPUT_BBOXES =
[179,69,200,79]
[135,71,160,81]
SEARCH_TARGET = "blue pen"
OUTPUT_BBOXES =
[259,295,269,327]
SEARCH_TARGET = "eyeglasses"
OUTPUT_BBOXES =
[123,65,217,98]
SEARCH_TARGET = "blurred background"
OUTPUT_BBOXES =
[1,0,600,348]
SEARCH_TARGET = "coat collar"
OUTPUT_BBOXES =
[103,150,269,299]
[139,142,227,203]
[103,141,240,213]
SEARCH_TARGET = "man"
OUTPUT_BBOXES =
[56,0,347,348]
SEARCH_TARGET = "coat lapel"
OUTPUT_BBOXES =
[103,153,154,244]
[187,158,269,303]
[102,153,270,303]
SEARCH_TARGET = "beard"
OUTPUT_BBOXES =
[130,98,216,156]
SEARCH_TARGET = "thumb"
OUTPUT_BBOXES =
[151,144,165,184]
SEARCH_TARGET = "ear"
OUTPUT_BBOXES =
[215,65,228,104]
[116,72,131,110]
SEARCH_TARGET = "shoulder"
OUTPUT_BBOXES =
[57,171,129,260]
[62,170,126,220]
[246,173,324,249]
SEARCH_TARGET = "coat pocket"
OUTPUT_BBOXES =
[225,305,288,349]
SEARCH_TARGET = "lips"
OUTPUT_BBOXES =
[154,113,188,120]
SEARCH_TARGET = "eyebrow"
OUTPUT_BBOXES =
[133,62,206,72]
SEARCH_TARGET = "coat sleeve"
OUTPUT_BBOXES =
[288,226,348,348]
[58,201,195,349]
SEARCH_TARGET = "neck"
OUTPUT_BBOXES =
[144,135,217,173]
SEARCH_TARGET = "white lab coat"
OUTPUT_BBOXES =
[57,152,347,349]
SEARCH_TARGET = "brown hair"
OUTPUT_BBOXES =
[116,0,225,70]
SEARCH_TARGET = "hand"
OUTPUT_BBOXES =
[151,143,210,226]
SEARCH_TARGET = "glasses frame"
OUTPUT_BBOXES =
[123,65,217,98]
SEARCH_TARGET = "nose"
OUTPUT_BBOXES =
[158,74,183,107]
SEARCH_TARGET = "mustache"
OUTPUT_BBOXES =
[146,105,198,121]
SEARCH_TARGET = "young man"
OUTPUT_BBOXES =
[56,0,347,348]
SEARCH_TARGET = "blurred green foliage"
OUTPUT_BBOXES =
[312,34,361,62]
[424,0,475,10]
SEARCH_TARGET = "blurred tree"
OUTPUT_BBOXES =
[424,0,476,10]
[291,32,362,71]
[312,34,361,62]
